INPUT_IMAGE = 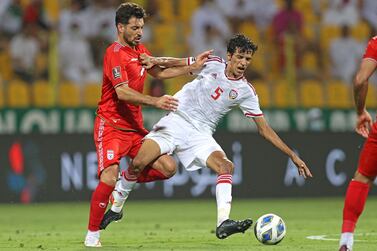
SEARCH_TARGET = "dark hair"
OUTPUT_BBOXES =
[227,34,258,55]
[115,2,146,26]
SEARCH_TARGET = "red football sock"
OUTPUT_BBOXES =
[88,181,114,231]
[136,167,168,183]
[341,180,370,233]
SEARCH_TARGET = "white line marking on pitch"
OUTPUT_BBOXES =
[306,233,377,242]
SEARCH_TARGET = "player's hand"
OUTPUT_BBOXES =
[190,50,213,71]
[139,53,155,69]
[355,109,373,138]
[155,95,178,111]
[291,155,312,179]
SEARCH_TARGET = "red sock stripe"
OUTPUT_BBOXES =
[122,169,137,181]
[217,174,232,184]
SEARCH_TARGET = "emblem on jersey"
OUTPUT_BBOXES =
[211,73,217,79]
[112,66,121,79]
[229,89,238,99]
[107,150,114,160]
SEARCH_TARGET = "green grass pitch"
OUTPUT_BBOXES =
[0,197,376,250]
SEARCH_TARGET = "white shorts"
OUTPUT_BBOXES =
[145,113,223,171]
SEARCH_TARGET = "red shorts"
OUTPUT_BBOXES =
[93,116,146,176]
[358,122,377,178]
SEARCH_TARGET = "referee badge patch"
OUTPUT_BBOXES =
[112,66,121,79]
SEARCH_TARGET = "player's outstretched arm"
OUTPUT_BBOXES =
[145,50,212,79]
[115,84,178,111]
[252,116,313,178]
[141,50,213,69]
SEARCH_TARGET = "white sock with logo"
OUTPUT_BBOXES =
[111,169,137,213]
[216,174,232,227]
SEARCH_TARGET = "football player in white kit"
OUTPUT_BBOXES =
[101,34,313,238]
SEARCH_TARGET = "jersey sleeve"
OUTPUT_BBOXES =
[106,50,129,88]
[239,87,263,118]
[363,37,377,62]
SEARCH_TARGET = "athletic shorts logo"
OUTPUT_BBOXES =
[107,150,114,160]
[99,202,106,208]
[112,66,121,79]
[229,89,238,99]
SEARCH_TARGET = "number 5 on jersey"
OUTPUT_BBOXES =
[211,87,224,100]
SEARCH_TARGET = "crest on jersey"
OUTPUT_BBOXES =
[211,73,217,79]
[229,89,238,99]
[107,150,114,160]
[112,66,121,79]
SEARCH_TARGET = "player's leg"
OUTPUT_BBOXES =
[137,154,177,183]
[85,118,129,247]
[101,138,173,229]
[206,150,252,239]
[339,125,377,251]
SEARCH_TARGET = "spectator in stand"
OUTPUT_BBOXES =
[59,22,101,85]
[189,0,230,58]
[23,0,50,30]
[272,0,304,72]
[10,22,40,83]
[361,0,377,31]
[323,0,359,27]
[191,24,227,59]
[0,0,23,36]
[329,25,364,84]
[59,0,87,37]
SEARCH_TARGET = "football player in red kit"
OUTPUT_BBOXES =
[84,2,211,247]
[339,36,377,251]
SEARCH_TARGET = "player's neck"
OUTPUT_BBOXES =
[225,67,243,80]
[116,38,136,49]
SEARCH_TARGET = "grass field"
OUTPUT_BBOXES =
[0,197,377,250]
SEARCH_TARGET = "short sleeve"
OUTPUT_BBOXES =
[239,89,263,118]
[363,38,377,62]
[106,50,129,88]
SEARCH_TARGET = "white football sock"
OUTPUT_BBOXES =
[111,169,137,213]
[339,232,354,250]
[216,174,232,227]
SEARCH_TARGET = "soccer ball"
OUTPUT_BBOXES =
[254,213,286,245]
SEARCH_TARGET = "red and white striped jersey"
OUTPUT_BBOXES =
[173,56,263,134]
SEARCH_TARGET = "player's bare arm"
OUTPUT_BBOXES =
[115,84,178,111]
[146,50,211,79]
[252,116,312,178]
[353,59,376,137]
[141,49,213,70]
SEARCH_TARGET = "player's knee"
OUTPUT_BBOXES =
[100,165,118,186]
[354,171,374,185]
[218,160,234,175]
[132,157,147,175]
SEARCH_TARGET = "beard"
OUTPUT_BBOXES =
[123,34,140,47]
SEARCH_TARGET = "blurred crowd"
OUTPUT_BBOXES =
[0,0,376,108]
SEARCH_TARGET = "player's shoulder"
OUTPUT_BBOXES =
[106,42,125,56]
[206,55,225,64]
[242,78,258,97]
[368,36,377,50]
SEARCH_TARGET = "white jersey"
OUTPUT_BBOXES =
[173,56,263,134]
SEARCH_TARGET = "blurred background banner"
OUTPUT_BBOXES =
[1,132,374,203]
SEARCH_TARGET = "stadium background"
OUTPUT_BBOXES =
[0,0,377,203]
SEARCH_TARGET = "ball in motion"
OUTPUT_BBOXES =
[254,213,286,245]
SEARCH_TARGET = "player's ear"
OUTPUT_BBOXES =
[117,23,125,33]
[226,52,232,62]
